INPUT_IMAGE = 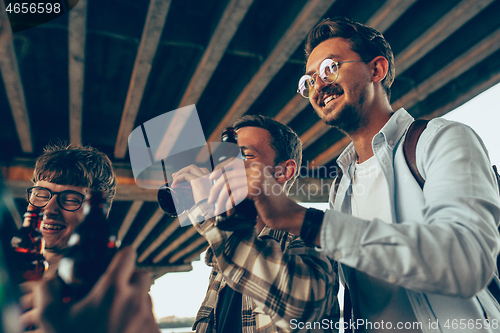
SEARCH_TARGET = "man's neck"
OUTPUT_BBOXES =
[349,105,394,163]
[43,249,64,266]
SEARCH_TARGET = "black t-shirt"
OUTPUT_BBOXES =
[216,285,242,333]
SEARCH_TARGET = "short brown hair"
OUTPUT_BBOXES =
[32,143,116,206]
[233,115,302,193]
[305,17,395,100]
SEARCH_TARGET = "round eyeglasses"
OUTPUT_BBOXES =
[297,58,365,98]
[27,186,86,212]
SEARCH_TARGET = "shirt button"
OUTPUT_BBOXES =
[388,275,397,283]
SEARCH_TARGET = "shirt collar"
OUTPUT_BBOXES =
[337,108,414,170]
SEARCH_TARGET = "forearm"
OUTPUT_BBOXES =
[199,222,337,327]
[321,119,500,297]
[319,208,499,297]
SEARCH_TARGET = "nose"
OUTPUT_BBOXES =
[311,76,329,98]
[43,195,61,213]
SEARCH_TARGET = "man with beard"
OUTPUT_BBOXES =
[208,18,500,332]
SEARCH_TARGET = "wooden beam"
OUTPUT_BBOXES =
[182,251,204,264]
[424,70,500,120]
[152,226,198,263]
[300,120,329,149]
[137,217,180,263]
[0,3,33,153]
[151,0,254,157]
[395,0,494,74]
[113,185,157,201]
[310,136,351,167]
[392,26,500,111]
[178,0,254,107]
[131,207,168,249]
[138,263,193,279]
[168,236,207,264]
[117,200,144,241]
[2,164,334,202]
[6,175,334,202]
[207,0,336,143]
[114,0,172,159]
[365,0,417,33]
[68,0,87,146]
[274,95,310,125]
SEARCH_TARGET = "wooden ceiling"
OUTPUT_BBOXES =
[1,0,500,278]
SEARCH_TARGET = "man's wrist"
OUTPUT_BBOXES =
[300,208,324,247]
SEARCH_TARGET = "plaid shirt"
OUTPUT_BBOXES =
[192,219,339,333]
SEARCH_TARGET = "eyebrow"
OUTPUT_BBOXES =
[306,54,341,75]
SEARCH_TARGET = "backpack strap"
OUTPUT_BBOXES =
[332,168,343,204]
[403,119,429,189]
[403,120,500,302]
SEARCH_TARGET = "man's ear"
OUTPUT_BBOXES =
[275,159,297,184]
[371,56,388,83]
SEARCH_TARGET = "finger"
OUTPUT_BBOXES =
[19,281,37,294]
[172,166,211,188]
[208,167,223,182]
[20,309,38,331]
[173,165,210,179]
[211,172,232,214]
[209,169,247,210]
[171,172,198,188]
[37,277,67,332]
[208,170,226,204]
[19,291,33,311]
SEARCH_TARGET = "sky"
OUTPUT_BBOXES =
[149,81,500,320]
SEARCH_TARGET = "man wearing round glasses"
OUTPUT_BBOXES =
[209,18,500,332]
[20,143,116,330]
[27,144,116,269]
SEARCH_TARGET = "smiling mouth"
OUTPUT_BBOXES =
[43,223,66,231]
[323,94,341,105]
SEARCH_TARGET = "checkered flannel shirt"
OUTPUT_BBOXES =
[192,219,339,333]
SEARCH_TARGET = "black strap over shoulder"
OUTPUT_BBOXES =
[334,119,500,318]
[403,119,500,302]
[403,119,428,189]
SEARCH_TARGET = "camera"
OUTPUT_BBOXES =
[157,127,257,230]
